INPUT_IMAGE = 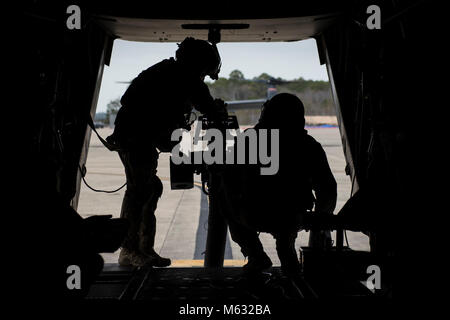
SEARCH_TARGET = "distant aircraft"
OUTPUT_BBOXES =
[217,76,293,112]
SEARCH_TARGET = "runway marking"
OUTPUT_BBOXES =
[170,259,246,267]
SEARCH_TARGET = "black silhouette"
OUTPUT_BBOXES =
[23,0,436,300]
[221,93,337,276]
[106,37,226,267]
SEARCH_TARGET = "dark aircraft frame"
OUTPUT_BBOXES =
[22,0,437,301]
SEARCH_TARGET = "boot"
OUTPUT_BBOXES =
[141,249,171,267]
[118,248,147,267]
[243,251,272,274]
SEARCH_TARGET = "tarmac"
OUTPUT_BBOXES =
[77,125,369,266]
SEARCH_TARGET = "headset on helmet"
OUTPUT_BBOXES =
[176,37,221,80]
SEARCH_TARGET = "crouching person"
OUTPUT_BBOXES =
[224,93,337,276]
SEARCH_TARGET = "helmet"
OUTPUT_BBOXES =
[176,37,221,80]
[259,93,305,129]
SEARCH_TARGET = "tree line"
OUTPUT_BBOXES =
[105,69,335,122]
[206,70,335,116]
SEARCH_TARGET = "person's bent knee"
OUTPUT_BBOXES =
[152,176,163,198]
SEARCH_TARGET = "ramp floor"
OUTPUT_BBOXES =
[86,263,373,302]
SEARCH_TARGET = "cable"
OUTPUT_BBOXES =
[78,164,127,193]
[343,170,358,248]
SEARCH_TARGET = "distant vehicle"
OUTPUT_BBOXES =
[94,121,105,129]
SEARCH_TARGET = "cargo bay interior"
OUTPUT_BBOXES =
[23,1,435,301]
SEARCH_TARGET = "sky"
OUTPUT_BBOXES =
[96,38,329,113]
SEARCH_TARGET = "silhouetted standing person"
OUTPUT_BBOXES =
[107,37,225,267]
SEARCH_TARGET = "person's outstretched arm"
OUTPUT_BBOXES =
[191,81,227,117]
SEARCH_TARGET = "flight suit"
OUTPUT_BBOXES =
[109,58,220,263]
[224,127,337,274]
